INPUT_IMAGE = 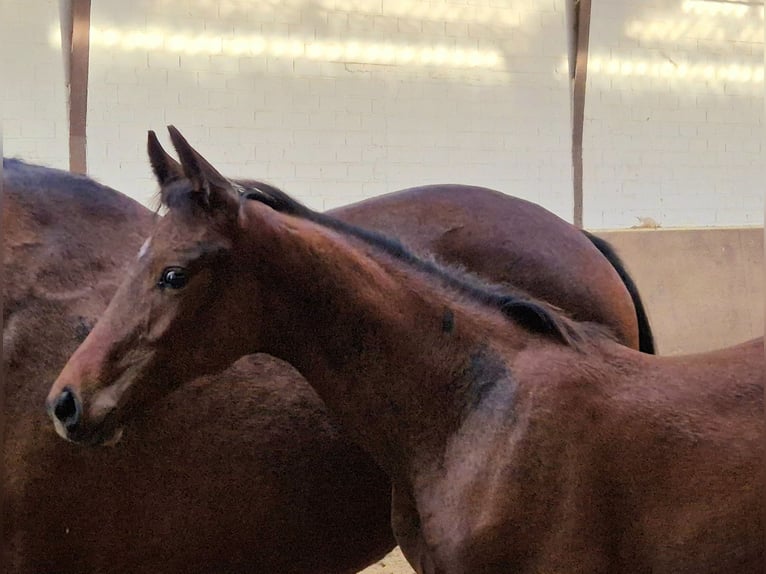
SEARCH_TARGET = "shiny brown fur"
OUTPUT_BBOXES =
[6,154,649,573]
[48,131,761,573]
[332,185,653,353]
[3,159,392,574]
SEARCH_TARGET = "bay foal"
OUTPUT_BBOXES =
[7,151,646,572]
[48,130,762,573]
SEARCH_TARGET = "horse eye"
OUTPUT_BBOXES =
[158,267,189,290]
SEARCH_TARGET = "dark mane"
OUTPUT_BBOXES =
[236,181,611,349]
[156,174,609,347]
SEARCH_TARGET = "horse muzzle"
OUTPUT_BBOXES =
[46,386,124,446]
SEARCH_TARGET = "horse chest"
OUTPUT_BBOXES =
[408,432,524,571]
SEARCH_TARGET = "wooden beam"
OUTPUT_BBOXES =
[66,0,91,174]
[59,0,73,84]
[568,0,591,228]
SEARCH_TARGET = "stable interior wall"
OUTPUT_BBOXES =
[83,0,574,214]
[4,1,762,231]
[595,227,764,354]
[1,0,68,168]
[584,0,764,228]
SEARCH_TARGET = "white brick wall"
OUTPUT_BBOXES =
[2,1,763,228]
[1,0,68,168]
[583,0,764,228]
[82,0,573,214]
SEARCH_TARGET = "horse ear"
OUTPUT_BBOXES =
[166,125,240,215]
[147,130,184,186]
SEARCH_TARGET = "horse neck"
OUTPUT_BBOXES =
[243,216,524,478]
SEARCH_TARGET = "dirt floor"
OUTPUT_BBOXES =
[359,547,414,573]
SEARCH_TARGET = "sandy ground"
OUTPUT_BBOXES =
[359,547,415,573]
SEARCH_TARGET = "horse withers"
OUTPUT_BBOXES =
[47,129,761,573]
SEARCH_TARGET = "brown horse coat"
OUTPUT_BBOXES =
[7,154,648,573]
[331,184,653,353]
[47,131,761,573]
[3,159,392,574]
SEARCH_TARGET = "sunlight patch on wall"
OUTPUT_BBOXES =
[681,0,763,19]
[49,26,503,69]
[626,0,764,44]
[616,1,763,90]
[584,53,763,84]
[626,19,762,43]
[322,0,532,26]
[151,0,534,27]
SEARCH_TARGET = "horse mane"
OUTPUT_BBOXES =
[158,175,612,348]
[236,181,613,349]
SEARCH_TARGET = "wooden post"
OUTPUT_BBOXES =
[566,0,591,228]
[63,0,91,174]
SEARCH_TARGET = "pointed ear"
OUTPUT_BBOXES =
[147,130,184,186]
[166,125,240,216]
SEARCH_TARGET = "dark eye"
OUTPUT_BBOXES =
[158,267,189,290]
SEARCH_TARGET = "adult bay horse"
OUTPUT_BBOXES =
[7,152,647,572]
[47,129,761,573]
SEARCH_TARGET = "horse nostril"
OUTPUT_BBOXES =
[53,387,81,432]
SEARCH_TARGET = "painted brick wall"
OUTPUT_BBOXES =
[1,0,68,168]
[583,0,764,228]
[83,0,573,214]
[3,1,763,228]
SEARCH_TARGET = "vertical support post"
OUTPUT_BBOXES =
[63,0,91,174]
[566,0,591,228]
[59,0,73,84]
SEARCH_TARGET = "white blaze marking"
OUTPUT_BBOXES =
[137,237,152,260]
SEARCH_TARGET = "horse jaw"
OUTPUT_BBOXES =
[101,427,124,447]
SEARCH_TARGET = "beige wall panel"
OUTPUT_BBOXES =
[595,227,763,354]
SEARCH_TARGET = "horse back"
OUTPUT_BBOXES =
[331,184,642,350]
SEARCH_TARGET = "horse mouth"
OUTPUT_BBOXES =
[54,413,125,447]
[67,425,125,447]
